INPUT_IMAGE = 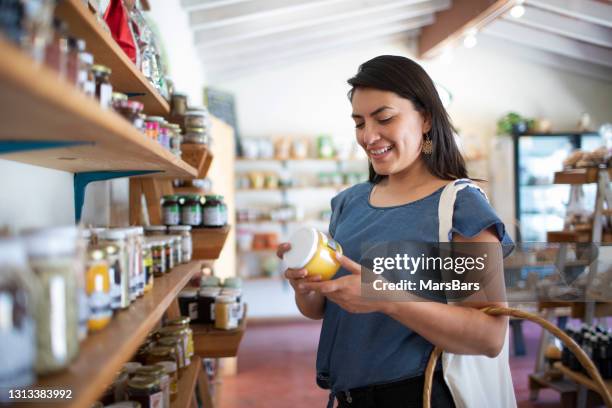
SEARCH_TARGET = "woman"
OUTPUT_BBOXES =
[277,55,514,408]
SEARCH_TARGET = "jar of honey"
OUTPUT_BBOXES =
[284,227,343,281]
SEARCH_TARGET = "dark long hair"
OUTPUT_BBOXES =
[347,55,467,184]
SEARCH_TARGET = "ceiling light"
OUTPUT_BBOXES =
[463,31,477,49]
[510,4,525,18]
[439,48,453,64]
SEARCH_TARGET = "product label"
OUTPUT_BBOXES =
[203,207,223,227]
[0,293,36,388]
[108,260,121,309]
[182,238,192,262]
[181,206,202,226]
[99,83,112,109]
[210,304,215,321]
[49,276,68,363]
[88,285,112,322]
[188,303,198,320]
[163,206,180,226]
[149,390,163,408]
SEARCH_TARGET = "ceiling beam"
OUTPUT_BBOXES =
[418,0,516,59]
[187,0,345,30]
[478,34,612,83]
[525,0,612,28]
[205,27,420,73]
[484,19,612,67]
[203,16,432,63]
[192,0,443,48]
[503,5,612,49]
[207,32,418,82]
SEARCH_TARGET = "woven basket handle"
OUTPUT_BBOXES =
[423,306,612,408]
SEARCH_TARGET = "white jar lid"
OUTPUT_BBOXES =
[179,288,198,298]
[23,225,78,257]
[199,287,221,297]
[101,228,127,240]
[215,295,236,303]
[284,227,318,269]
[156,360,177,373]
[168,225,192,231]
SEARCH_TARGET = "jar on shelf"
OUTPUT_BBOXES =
[159,122,172,150]
[126,376,163,408]
[146,239,166,277]
[197,287,220,325]
[91,64,113,109]
[156,361,178,400]
[203,195,227,227]
[0,238,36,391]
[77,49,95,98]
[157,329,189,369]
[146,346,179,368]
[183,127,209,145]
[181,195,203,226]
[168,225,192,263]
[170,235,182,265]
[168,123,183,157]
[163,239,174,272]
[214,295,239,330]
[23,226,81,374]
[162,195,180,226]
[113,100,144,128]
[142,243,153,293]
[166,317,194,359]
[123,361,143,378]
[100,229,131,310]
[156,336,185,371]
[184,108,210,129]
[171,92,187,116]
[85,247,112,332]
[144,116,164,141]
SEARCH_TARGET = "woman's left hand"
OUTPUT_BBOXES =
[299,253,386,314]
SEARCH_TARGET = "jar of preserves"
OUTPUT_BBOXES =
[126,377,162,408]
[147,239,166,277]
[171,92,187,116]
[123,361,143,377]
[91,64,113,109]
[168,226,192,263]
[156,336,186,370]
[114,100,144,127]
[198,287,220,325]
[163,239,174,272]
[23,226,81,374]
[284,227,343,281]
[85,247,112,332]
[177,288,198,321]
[214,295,239,330]
[162,195,180,226]
[183,128,208,145]
[145,116,164,141]
[181,195,202,226]
[156,361,178,399]
[203,195,227,227]
[166,317,194,359]
[184,108,210,129]
[146,346,178,368]
[0,238,36,391]
[159,122,172,150]
[100,229,131,309]
[142,243,153,292]
[133,366,169,408]
[170,236,182,265]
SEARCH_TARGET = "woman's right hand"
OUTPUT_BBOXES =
[277,242,321,295]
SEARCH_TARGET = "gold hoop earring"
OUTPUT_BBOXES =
[422,136,433,155]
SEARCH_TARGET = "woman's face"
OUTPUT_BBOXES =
[351,88,430,177]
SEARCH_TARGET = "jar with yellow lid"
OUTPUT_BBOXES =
[165,317,194,359]
[146,346,179,368]
[126,376,162,408]
[157,336,187,370]
[283,227,343,281]
[156,361,178,400]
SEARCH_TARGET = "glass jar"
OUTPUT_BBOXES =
[168,124,182,157]
[78,50,95,98]
[133,367,169,408]
[156,361,178,400]
[177,288,198,321]
[160,122,173,150]
[147,239,166,277]
[142,243,154,293]
[184,108,210,129]
[163,239,174,272]
[85,247,112,332]
[166,317,194,359]
[197,287,220,325]
[156,336,186,370]
[145,116,164,141]
[183,128,209,145]
[214,295,239,330]
[91,64,113,109]
[169,236,182,265]
[168,226,192,263]
[284,227,343,281]
[0,238,36,391]
[100,229,131,309]
[114,100,144,127]
[146,346,178,368]
[23,226,81,374]
[126,377,162,408]
[171,93,187,116]
[162,195,180,226]
[203,195,227,227]
[181,195,202,226]
[123,361,143,378]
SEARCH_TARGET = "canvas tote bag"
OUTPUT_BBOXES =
[437,179,516,408]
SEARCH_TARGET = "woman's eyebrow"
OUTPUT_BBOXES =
[351,106,393,118]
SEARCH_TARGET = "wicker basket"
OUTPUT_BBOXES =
[423,306,612,408]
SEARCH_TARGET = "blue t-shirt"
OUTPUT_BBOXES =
[316,181,514,393]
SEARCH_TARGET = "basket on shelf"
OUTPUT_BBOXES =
[422,306,612,408]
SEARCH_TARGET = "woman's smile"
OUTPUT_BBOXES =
[368,144,394,160]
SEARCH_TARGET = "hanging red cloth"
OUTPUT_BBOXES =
[104,0,137,64]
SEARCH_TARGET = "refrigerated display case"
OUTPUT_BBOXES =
[513,131,601,242]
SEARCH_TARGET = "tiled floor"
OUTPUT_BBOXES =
[218,319,563,408]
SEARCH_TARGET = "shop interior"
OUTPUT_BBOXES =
[0,0,612,407]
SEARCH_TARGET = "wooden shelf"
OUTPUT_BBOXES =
[555,362,612,396]
[529,371,578,393]
[55,0,169,116]
[171,358,201,408]
[192,306,247,358]
[553,168,612,185]
[34,261,201,408]
[192,225,231,260]
[0,38,197,177]
[547,230,592,243]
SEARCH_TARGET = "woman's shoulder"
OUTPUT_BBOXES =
[331,181,371,208]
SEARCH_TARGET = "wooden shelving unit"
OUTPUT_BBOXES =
[171,358,202,408]
[192,226,232,260]
[554,168,612,185]
[0,37,196,177]
[35,261,200,408]
[55,0,169,116]
[192,306,247,358]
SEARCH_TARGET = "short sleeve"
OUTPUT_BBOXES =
[328,192,345,238]
[451,186,515,258]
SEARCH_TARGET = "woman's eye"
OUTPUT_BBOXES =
[378,117,393,124]
[355,122,365,129]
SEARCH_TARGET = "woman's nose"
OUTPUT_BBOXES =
[362,125,381,146]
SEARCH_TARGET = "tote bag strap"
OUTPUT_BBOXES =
[438,179,488,243]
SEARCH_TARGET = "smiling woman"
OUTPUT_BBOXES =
[277,55,516,408]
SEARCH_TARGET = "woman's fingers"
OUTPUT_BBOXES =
[276,242,291,259]
[284,268,307,280]
[336,253,362,275]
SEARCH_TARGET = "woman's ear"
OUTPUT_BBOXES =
[422,113,432,134]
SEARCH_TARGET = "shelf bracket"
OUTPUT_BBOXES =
[74,170,161,222]
[0,140,92,154]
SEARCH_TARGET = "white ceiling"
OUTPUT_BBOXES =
[181,0,612,82]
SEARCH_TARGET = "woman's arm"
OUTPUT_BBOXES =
[295,290,326,320]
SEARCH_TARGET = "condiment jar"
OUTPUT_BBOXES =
[168,226,192,263]
[145,116,164,141]
[147,239,166,277]
[101,229,131,309]
[198,287,220,324]
[142,243,154,293]
[183,127,208,145]
[181,195,202,226]
[85,247,112,331]
[91,64,113,109]
[203,195,227,227]
[0,238,36,390]
[214,295,239,330]
[178,288,198,321]
[146,346,179,368]
[163,239,174,272]
[123,361,143,377]
[114,100,144,127]
[156,336,186,370]
[166,317,194,359]
[156,361,178,400]
[284,227,343,281]
[23,226,81,374]
[171,92,187,116]
[126,376,163,408]
[162,195,180,226]
[184,108,210,129]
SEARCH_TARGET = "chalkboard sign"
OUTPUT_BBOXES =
[204,87,242,155]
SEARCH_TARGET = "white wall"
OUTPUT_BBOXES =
[212,35,612,318]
